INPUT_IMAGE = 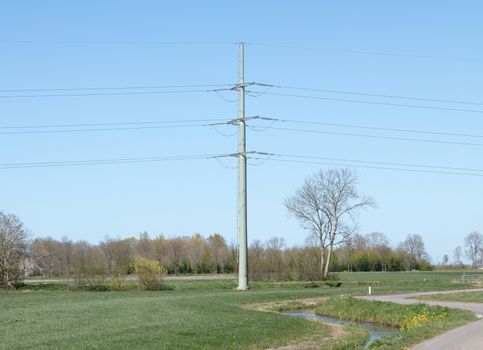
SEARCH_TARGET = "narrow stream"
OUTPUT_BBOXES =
[282,310,398,348]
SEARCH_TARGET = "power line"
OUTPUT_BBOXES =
[0,121,235,136]
[246,42,483,62]
[0,153,236,170]
[210,124,239,137]
[266,153,483,173]
[4,116,482,140]
[269,84,483,107]
[4,39,480,62]
[260,126,483,147]
[0,124,222,136]
[249,91,483,114]
[0,83,235,93]
[0,118,229,130]
[246,119,278,132]
[213,90,238,103]
[0,88,234,99]
[250,156,483,178]
[4,115,480,144]
[214,157,238,169]
[272,118,483,139]
[0,40,235,46]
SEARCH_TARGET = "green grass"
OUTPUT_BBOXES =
[338,271,466,281]
[1,272,479,350]
[315,297,476,349]
[328,324,369,350]
[0,288,359,350]
[419,291,483,303]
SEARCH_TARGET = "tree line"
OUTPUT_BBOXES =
[28,232,237,278]
[440,231,483,269]
[4,220,435,285]
[36,231,434,279]
[2,168,480,288]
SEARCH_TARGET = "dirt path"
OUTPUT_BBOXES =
[358,288,483,350]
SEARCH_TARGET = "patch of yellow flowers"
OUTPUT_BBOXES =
[400,312,442,332]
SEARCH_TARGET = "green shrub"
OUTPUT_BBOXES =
[132,256,167,291]
[108,275,136,291]
[71,276,108,291]
[323,273,340,281]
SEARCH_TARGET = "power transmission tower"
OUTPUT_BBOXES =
[237,42,248,290]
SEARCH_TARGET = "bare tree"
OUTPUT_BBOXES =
[187,233,205,274]
[442,254,449,266]
[265,237,286,278]
[365,232,391,272]
[398,234,428,270]
[152,235,168,268]
[248,240,265,280]
[167,238,185,275]
[60,235,73,277]
[465,231,482,268]
[136,231,152,259]
[365,232,389,248]
[250,240,264,259]
[207,233,229,273]
[0,211,29,288]
[100,235,116,275]
[71,241,105,276]
[285,168,374,278]
[30,237,57,276]
[341,232,368,272]
[284,172,329,278]
[453,246,463,266]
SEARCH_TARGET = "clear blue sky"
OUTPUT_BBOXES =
[1,1,482,263]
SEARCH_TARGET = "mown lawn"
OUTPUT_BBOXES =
[419,291,483,303]
[0,272,478,350]
[1,289,356,350]
[338,271,469,282]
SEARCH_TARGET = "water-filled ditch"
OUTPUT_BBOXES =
[282,310,398,348]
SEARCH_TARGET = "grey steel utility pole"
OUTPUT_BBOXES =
[237,42,248,290]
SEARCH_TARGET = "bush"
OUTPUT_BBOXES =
[108,274,136,291]
[132,256,166,291]
[71,276,109,291]
[0,212,29,288]
[416,259,433,271]
[323,272,340,281]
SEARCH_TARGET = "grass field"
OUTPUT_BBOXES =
[315,297,475,349]
[1,272,478,350]
[419,291,483,303]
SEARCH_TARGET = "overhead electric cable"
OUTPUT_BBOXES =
[250,91,483,114]
[246,42,483,62]
[214,157,238,169]
[249,157,483,178]
[210,124,239,137]
[0,153,236,170]
[264,153,483,173]
[213,90,239,103]
[271,118,483,139]
[0,118,230,130]
[0,88,234,99]
[0,120,235,136]
[0,124,220,135]
[268,84,483,107]
[0,40,235,46]
[0,83,235,93]
[260,126,483,147]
